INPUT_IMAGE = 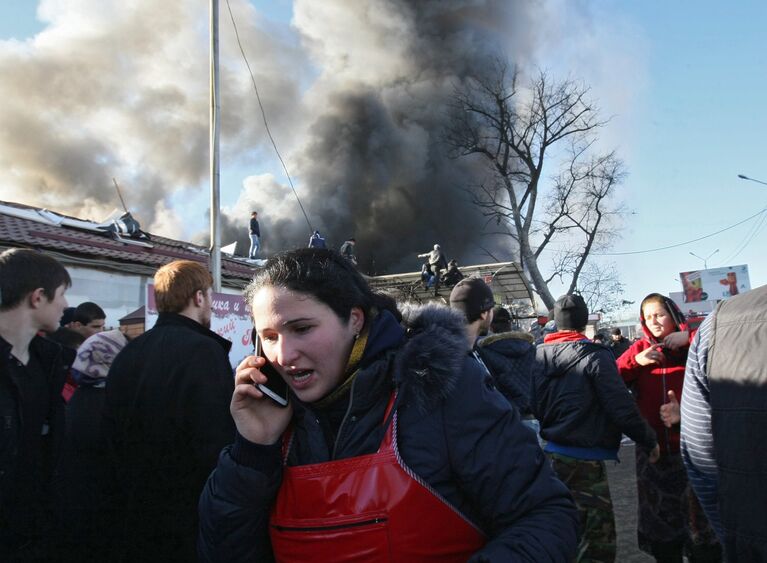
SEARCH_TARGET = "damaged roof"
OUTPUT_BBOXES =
[0,200,256,287]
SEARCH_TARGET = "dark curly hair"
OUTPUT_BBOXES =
[244,248,399,325]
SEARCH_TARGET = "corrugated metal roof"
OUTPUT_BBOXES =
[368,261,535,311]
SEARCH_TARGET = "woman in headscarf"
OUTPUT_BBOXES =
[617,294,721,562]
[60,328,129,558]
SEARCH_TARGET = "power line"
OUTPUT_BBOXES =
[720,210,767,265]
[594,206,767,256]
[224,0,314,234]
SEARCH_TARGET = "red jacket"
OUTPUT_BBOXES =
[616,294,692,453]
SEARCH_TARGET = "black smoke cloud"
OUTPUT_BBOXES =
[249,0,539,273]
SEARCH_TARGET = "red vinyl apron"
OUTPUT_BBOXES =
[269,394,486,562]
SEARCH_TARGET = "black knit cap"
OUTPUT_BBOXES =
[553,294,589,330]
[449,277,495,320]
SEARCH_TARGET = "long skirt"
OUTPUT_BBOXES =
[635,447,721,561]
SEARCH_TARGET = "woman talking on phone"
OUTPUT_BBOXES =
[199,249,577,562]
[616,294,721,562]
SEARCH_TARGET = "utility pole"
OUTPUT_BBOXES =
[209,0,222,291]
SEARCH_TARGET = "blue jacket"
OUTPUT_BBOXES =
[477,331,536,416]
[199,305,577,562]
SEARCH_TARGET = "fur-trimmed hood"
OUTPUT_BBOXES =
[480,330,535,346]
[394,303,469,412]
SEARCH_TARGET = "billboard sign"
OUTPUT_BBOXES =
[679,264,750,303]
[146,284,253,368]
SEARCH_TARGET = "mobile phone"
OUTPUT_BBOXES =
[254,334,290,408]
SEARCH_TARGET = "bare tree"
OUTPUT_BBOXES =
[577,262,625,316]
[445,61,626,311]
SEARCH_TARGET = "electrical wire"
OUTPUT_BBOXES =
[720,209,767,265]
[593,206,767,256]
[224,0,314,234]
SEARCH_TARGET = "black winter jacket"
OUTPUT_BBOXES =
[249,218,260,236]
[59,385,110,557]
[477,331,536,415]
[0,335,65,547]
[101,313,235,562]
[199,305,578,562]
[609,336,631,359]
[532,335,657,451]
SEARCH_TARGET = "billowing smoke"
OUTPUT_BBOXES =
[221,0,539,272]
[5,1,629,274]
[0,0,308,236]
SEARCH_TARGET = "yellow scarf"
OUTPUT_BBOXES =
[312,323,370,409]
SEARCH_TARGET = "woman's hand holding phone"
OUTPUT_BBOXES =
[231,355,293,445]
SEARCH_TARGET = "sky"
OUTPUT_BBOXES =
[0,0,765,319]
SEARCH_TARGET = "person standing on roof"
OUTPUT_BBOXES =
[308,231,326,249]
[339,237,357,265]
[417,244,449,294]
[248,211,260,259]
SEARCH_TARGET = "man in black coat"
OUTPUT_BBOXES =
[609,327,631,358]
[450,284,539,438]
[0,249,71,560]
[101,260,235,562]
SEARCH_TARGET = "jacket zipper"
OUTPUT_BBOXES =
[661,368,670,454]
[331,376,358,460]
[273,517,388,533]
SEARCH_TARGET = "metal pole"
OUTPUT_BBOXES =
[210,0,222,291]
[738,174,767,186]
[112,178,129,213]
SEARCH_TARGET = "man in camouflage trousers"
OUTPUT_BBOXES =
[547,454,616,561]
[532,294,659,562]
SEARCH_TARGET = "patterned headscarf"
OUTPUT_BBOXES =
[71,329,128,387]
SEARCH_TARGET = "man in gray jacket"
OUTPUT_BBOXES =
[681,284,767,562]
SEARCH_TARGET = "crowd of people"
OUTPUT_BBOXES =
[1,246,765,562]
